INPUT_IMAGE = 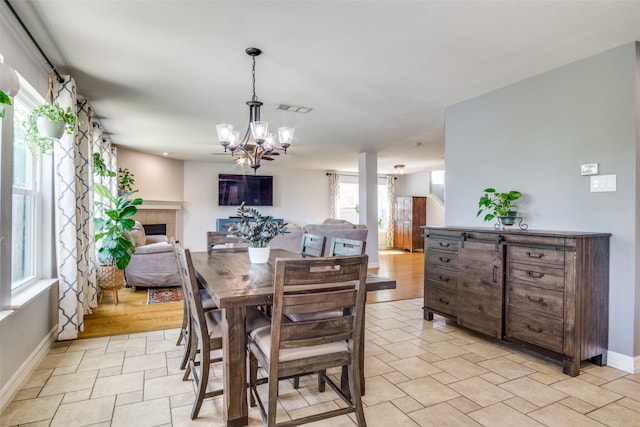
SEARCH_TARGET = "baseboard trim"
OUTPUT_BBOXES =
[0,326,57,413]
[606,350,638,374]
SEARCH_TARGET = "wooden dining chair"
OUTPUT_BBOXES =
[299,232,327,257]
[290,236,367,390]
[329,237,366,256]
[172,239,216,349]
[207,231,247,254]
[174,242,269,419]
[248,255,369,427]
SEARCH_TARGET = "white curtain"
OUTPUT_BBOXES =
[53,76,104,340]
[327,171,339,218]
[387,175,396,248]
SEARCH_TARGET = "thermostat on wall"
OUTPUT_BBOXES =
[581,163,599,175]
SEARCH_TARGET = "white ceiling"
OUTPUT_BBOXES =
[8,1,640,175]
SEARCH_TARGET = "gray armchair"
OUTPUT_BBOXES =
[124,221,181,289]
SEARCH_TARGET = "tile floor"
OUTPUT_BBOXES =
[2,298,640,427]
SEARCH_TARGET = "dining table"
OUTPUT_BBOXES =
[191,248,397,427]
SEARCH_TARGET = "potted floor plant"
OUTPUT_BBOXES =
[477,188,522,226]
[93,153,143,294]
[228,202,288,263]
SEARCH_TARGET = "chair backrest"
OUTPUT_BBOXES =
[269,255,368,376]
[207,231,246,254]
[329,237,366,256]
[172,241,207,343]
[299,232,327,257]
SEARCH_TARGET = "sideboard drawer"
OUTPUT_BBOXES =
[509,262,565,290]
[426,238,460,253]
[427,252,458,269]
[507,282,564,318]
[508,246,565,266]
[425,285,456,317]
[506,311,563,352]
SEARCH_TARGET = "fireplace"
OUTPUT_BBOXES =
[143,223,167,236]
[134,208,179,240]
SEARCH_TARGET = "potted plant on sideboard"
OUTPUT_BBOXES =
[477,188,523,227]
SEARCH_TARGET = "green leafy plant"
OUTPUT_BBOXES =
[228,202,288,248]
[477,188,522,222]
[94,183,143,269]
[24,103,78,154]
[93,153,143,269]
[0,90,11,119]
[93,152,116,178]
[118,167,136,193]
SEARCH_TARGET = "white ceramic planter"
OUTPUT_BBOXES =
[248,246,270,264]
[37,116,65,140]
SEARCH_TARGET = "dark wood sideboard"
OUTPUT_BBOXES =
[422,226,610,377]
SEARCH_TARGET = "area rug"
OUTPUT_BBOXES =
[147,287,183,304]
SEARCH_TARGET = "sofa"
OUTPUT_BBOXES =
[270,218,368,256]
[124,221,182,289]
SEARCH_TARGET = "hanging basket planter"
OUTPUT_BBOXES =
[36,115,66,140]
[23,73,79,155]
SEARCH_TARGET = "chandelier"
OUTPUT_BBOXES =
[216,47,294,173]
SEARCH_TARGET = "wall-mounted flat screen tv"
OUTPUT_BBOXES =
[218,174,273,206]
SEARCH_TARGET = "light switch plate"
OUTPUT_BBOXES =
[590,174,616,192]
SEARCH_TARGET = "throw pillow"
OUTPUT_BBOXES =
[130,221,146,246]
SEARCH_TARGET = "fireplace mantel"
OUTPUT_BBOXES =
[137,200,183,210]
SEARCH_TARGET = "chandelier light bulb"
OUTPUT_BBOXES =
[217,124,233,148]
[250,121,268,145]
[228,131,240,150]
[278,127,294,150]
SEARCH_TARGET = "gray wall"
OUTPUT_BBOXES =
[445,43,638,357]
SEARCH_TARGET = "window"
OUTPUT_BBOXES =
[11,77,43,289]
[337,175,389,231]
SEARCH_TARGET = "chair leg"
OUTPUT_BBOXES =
[179,319,193,371]
[293,376,300,389]
[249,352,258,408]
[267,371,279,427]
[348,362,366,426]
[113,289,119,305]
[183,330,198,381]
[190,343,209,419]
[177,302,188,346]
[317,370,326,392]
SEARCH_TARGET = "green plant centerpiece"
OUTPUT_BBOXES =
[24,102,78,154]
[228,202,288,248]
[477,188,522,226]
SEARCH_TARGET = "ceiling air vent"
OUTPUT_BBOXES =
[277,104,312,113]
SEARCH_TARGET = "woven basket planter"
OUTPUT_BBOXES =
[97,265,125,291]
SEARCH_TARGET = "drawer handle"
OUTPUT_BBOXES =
[439,242,451,248]
[439,256,451,263]
[526,252,544,259]
[438,298,450,305]
[527,271,544,279]
[525,294,545,304]
[438,275,450,282]
[526,324,544,333]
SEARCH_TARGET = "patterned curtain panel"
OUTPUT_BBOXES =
[387,176,396,247]
[53,76,99,340]
[327,171,339,218]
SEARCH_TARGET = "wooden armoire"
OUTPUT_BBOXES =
[394,196,427,252]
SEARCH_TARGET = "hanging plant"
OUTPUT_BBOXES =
[23,73,78,155]
[0,90,11,119]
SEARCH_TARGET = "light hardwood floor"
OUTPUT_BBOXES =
[79,249,424,339]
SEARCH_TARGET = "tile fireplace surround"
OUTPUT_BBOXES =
[133,202,182,240]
